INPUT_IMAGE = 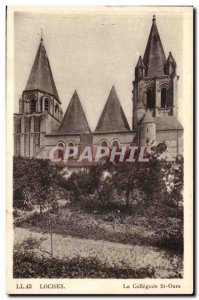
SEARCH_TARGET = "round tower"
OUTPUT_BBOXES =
[135,100,146,124]
[140,109,156,146]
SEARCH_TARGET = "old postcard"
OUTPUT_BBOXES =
[6,6,193,295]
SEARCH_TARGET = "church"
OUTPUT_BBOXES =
[14,16,183,168]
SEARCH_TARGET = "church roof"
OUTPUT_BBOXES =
[25,38,60,102]
[154,116,183,130]
[95,86,130,133]
[141,111,183,130]
[166,52,177,66]
[143,15,166,77]
[57,90,91,134]
[136,56,145,68]
[142,109,154,124]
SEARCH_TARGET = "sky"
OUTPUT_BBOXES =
[14,9,184,130]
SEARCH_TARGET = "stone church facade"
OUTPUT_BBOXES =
[14,16,183,165]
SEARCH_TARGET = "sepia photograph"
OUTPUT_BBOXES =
[6,6,193,295]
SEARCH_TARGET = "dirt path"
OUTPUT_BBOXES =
[14,227,182,278]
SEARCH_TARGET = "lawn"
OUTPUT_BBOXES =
[14,202,183,278]
[16,202,183,252]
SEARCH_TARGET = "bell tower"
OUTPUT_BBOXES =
[14,35,63,157]
[132,15,179,130]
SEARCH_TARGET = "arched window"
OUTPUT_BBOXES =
[44,97,49,112]
[57,142,64,160]
[112,140,120,150]
[67,141,75,159]
[30,99,36,113]
[146,89,154,109]
[161,88,167,108]
[68,141,75,147]
[101,140,108,147]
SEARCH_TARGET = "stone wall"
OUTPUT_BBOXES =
[93,131,135,148]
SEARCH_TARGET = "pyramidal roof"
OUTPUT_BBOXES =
[25,38,60,102]
[95,86,130,133]
[136,56,145,68]
[142,109,154,124]
[57,90,91,134]
[143,16,166,77]
[166,52,177,66]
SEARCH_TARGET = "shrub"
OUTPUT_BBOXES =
[153,219,183,253]
[13,251,156,279]
[14,237,41,251]
[13,157,63,212]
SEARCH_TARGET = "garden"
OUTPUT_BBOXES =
[13,148,184,278]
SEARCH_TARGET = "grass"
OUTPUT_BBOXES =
[16,203,183,253]
[13,250,158,279]
[14,203,183,279]
[13,233,183,279]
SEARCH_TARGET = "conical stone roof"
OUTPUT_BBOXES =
[136,56,145,68]
[143,16,166,77]
[57,90,91,134]
[25,38,60,102]
[95,86,130,133]
[166,52,177,66]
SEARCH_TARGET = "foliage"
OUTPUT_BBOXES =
[13,157,63,212]
[108,161,145,209]
[155,217,183,253]
[13,250,157,278]
[62,148,184,218]
[62,165,103,201]
[14,237,42,251]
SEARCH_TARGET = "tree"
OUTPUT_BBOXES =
[103,161,143,210]
[13,157,63,214]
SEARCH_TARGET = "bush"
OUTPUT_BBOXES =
[13,157,63,211]
[14,237,41,251]
[13,251,156,278]
[153,219,183,253]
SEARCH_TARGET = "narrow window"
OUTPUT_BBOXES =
[161,88,167,108]
[146,90,154,109]
[67,142,75,158]
[40,99,43,112]
[55,104,59,115]
[58,142,64,160]
[101,141,108,147]
[112,140,120,149]
[30,99,36,113]
[44,98,49,111]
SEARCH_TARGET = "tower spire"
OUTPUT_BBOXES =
[40,28,43,42]
[143,15,166,77]
[25,33,60,101]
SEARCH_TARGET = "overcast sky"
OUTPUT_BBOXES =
[14,9,184,130]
